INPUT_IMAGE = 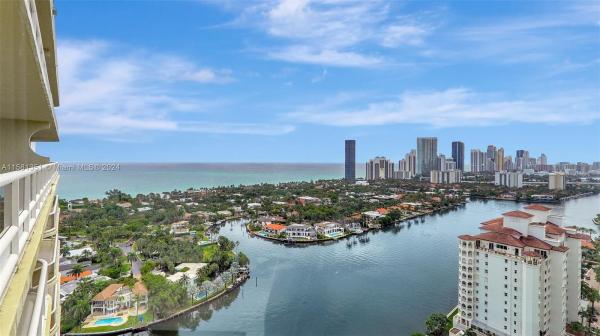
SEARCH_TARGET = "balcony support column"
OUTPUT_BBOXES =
[0,118,50,170]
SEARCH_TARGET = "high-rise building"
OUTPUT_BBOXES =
[0,1,61,334]
[417,137,437,176]
[437,154,447,171]
[366,157,394,180]
[405,149,417,176]
[430,170,462,184]
[344,140,356,182]
[453,205,581,335]
[504,156,513,171]
[516,150,529,171]
[494,171,523,188]
[538,153,547,166]
[486,145,497,172]
[452,141,465,171]
[548,172,566,190]
[470,149,485,173]
[495,147,504,172]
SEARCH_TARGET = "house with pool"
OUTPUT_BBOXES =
[87,282,149,326]
[286,223,317,240]
[315,222,345,238]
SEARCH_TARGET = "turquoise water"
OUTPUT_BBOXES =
[145,195,600,335]
[94,316,124,326]
[58,163,362,200]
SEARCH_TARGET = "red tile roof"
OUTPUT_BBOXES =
[481,217,503,226]
[567,232,592,241]
[545,222,566,235]
[265,223,287,231]
[458,234,477,241]
[473,232,526,248]
[94,284,123,301]
[503,210,534,219]
[524,204,552,211]
[521,235,553,250]
[480,220,522,237]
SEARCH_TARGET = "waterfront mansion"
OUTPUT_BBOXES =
[454,204,582,336]
[91,282,149,316]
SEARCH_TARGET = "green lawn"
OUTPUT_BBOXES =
[445,307,459,332]
[70,311,153,333]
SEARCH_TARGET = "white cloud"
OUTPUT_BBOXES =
[380,24,429,47]
[180,122,295,135]
[286,88,600,127]
[57,40,286,137]
[267,46,384,68]
[217,0,432,67]
[445,3,600,63]
[156,56,233,83]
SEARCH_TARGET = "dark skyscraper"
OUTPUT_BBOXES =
[345,140,356,182]
[451,141,465,171]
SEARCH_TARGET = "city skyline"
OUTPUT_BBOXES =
[35,0,600,163]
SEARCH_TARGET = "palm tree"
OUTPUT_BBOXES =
[81,249,93,261]
[127,252,137,268]
[68,264,85,279]
[424,313,447,336]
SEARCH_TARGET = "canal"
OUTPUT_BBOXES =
[147,195,600,335]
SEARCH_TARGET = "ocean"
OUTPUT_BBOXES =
[57,163,363,200]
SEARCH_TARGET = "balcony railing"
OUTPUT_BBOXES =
[0,163,58,301]
[43,195,59,238]
[23,0,54,107]
[27,259,48,336]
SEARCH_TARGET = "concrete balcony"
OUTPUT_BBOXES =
[0,163,58,335]
[38,236,58,286]
[43,196,59,238]
[16,259,48,336]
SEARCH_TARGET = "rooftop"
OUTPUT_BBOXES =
[524,204,552,212]
[502,210,534,219]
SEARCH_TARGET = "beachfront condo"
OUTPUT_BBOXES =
[0,0,61,335]
[453,205,582,336]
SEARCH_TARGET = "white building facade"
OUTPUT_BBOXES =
[494,171,524,188]
[431,170,462,184]
[454,205,581,336]
[548,173,566,190]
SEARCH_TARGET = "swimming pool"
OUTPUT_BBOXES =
[327,232,344,238]
[94,316,125,326]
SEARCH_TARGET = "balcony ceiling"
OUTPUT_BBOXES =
[0,0,59,141]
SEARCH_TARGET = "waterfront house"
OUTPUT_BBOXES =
[90,282,148,315]
[257,216,286,226]
[362,211,384,228]
[170,220,190,235]
[296,196,321,206]
[264,223,287,236]
[166,263,207,297]
[286,223,316,240]
[314,222,344,237]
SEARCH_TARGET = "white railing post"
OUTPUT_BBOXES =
[9,181,19,254]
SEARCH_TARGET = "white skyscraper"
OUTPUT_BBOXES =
[454,205,581,336]
[471,149,485,173]
[366,156,394,180]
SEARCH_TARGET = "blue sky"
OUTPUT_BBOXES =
[38,0,600,164]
